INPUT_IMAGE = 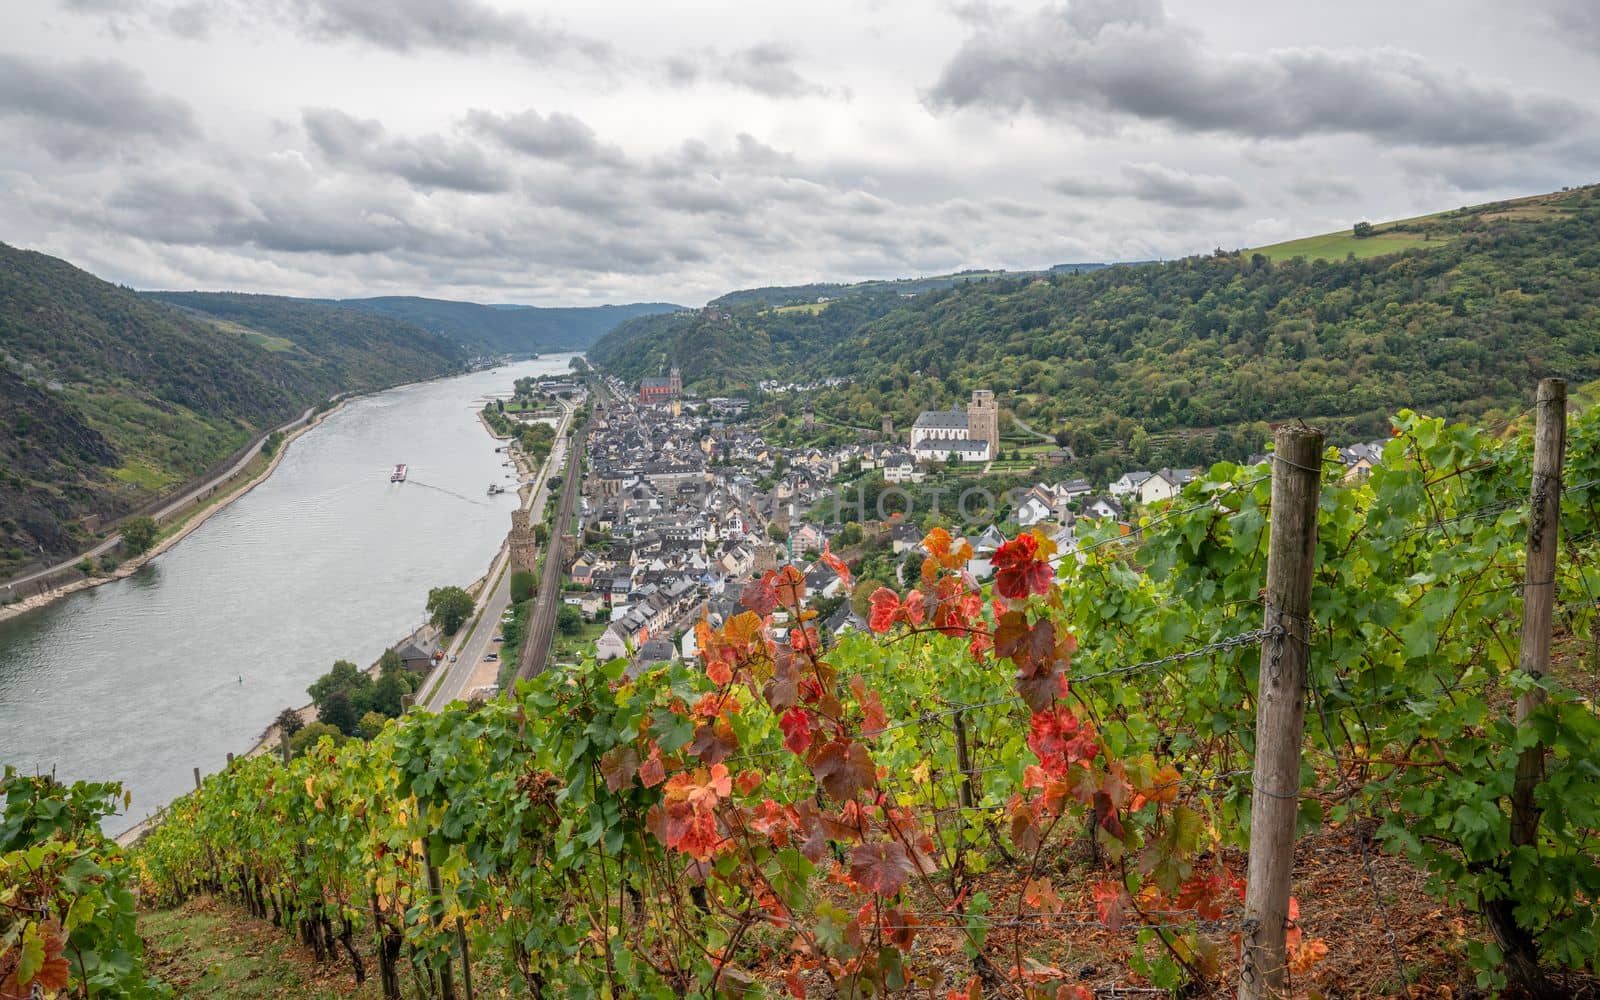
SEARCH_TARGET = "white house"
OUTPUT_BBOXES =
[884,454,924,483]
[1109,471,1153,498]
[595,624,629,663]
[1138,468,1198,506]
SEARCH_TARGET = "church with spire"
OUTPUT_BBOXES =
[638,363,682,406]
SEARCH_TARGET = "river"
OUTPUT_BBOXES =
[0,355,575,828]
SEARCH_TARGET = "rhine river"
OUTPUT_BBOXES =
[0,355,574,830]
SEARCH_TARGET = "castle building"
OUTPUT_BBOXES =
[909,390,999,463]
[639,364,682,406]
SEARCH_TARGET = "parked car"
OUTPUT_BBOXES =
[492,635,505,642]
[485,653,499,662]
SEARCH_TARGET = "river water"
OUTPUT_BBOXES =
[0,355,574,828]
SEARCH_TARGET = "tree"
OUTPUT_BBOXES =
[767,523,788,543]
[318,689,359,736]
[121,516,158,556]
[378,649,403,676]
[362,671,412,718]
[308,660,370,707]
[837,522,864,547]
[426,585,475,635]
[275,707,305,739]
[289,721,342,758]
[1353,221,1375,238]
[556,604,583,636]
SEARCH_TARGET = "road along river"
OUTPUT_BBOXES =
[0,355,575,829]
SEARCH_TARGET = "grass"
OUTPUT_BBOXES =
[140,896,383,999]
[1250,228,1439,263]
[1249,189,1583,263]
[771,301,831,315]
[111,460,177,492]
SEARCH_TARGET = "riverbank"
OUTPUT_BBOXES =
[0,403,337,624]
[0,360,509,623]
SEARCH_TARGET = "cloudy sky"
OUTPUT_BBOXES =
[1,0,1595,306]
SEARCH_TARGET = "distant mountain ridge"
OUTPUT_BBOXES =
[331,296,683,354]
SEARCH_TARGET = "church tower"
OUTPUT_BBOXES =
[967,390,999,459]
[668,363,682,397]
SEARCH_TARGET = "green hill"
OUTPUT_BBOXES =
[595,184,1600,473]
[332,295,682,354]
[0,249,465,580]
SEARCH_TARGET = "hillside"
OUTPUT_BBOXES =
[331,296,682,354]
[597,185,1600,471]
[0,249,465,580]
[706,267,1057,310]
[588,289,907,389]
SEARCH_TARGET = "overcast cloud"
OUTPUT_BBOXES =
[0,0,1594,305]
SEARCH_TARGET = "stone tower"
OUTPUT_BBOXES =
[881,414,894,439]
[510,508,537,574]
[804,401,815,431]
[669,363,682,397]
[967,390,999,458]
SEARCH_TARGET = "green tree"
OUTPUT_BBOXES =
[1352,220,1375,238]
[121,516,158,556]
[767,523,788,543]
[837,522,863,546]
[556,604,583,636]
[307,659,370,707]
[318,689,359,736]
[426,585,475,635]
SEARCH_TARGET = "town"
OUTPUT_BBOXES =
[549,367,1387,676]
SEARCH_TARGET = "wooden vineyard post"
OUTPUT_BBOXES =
[1511,377,1565,843]
[1489,378,1566,993]
[1240,425,1323,1000]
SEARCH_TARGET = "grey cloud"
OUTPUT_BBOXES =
[302,108,510,193]
[665,43,832,99]
[721,43,828,98]
[928,1,1586,148]
[279,0,611,61]
[1053,162,1246,209]
[59,0,610,62]
[0,51,197,158]
[1540,0,1600,49]
[466,109,625,166]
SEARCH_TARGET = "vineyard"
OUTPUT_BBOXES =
[11,385,1600,998]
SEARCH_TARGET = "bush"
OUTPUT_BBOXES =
[356,711,388,740]
[120,515,158,556]
[511,570,536,603]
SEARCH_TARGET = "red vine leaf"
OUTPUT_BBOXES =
[780,707,815,755]
[810,739,875,802]
[599,746,640,792]
[849,841,914,897]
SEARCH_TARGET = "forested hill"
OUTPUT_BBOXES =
[594,185,1600,466]
[330,296,682,354]
[589,290,908,385]
[0,247,465,580]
